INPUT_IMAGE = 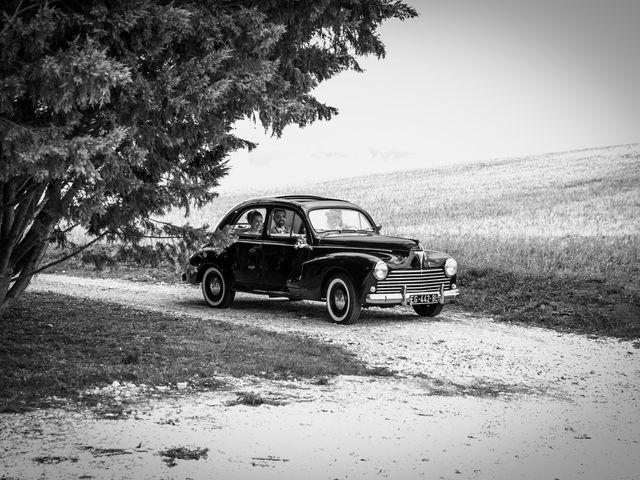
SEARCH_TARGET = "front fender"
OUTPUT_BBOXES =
[287,252,380,302]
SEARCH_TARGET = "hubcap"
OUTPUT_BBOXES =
[210,277,222,296]
[334,288,347,310]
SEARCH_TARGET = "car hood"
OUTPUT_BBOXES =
[317,233,419,252]
[316,234,451,267]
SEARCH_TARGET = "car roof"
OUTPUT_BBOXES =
[233,195,362,212]
[217,194,375,230]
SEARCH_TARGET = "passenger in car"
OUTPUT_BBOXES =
[326,209,344,229]
[271,208,290,235]
[246,210,263,234]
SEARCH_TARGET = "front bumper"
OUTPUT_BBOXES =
[365,287,460,306]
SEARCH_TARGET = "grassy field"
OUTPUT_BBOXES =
[161,143,640,337]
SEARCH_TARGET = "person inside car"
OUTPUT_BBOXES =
[271,208,290,235]
[325,209,359,231]
[246,210,263,234]
[326,209,343,229]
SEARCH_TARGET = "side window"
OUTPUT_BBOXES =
[231,207,266,236]
[267,208,306,238]
[291,213,307,236]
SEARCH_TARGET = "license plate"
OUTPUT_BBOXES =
[409,293,439,304]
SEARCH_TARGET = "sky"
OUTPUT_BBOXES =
[221,0,640,190]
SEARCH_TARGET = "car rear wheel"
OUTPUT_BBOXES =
[412,303,443,317]
[201,266,235,308]
[326,274,361,324]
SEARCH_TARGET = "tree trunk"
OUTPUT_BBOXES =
[6,238,49,305]
[0,275,10,315]
[0,177,56,311]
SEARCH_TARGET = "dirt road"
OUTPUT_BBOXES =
[2,274,639,479]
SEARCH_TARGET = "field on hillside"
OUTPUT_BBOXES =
[167,144,640,284]
[160,144,640,336]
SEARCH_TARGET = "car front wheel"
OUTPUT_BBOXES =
[326,274,361,324]
[201,266,235,308]
[412,303,443,317]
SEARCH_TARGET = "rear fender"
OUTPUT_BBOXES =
[191,249,231,283]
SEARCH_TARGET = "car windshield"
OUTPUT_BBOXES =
[308,208,375,233]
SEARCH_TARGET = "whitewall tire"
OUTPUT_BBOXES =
[326,274,361,324]
[201,266,235,308]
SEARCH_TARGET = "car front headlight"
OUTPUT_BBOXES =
[444,258,458,277]
[373,261,388,280]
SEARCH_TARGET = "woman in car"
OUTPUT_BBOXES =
[246,210,263,234]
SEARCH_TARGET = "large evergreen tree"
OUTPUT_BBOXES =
[0,0,416,310]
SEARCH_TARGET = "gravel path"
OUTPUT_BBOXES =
[2,273,639,479]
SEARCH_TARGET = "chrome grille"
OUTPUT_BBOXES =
[376,268,451,294]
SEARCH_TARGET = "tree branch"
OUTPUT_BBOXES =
[47,222,80,241]
[8,183,51,268]
[121,232,184,240]
[0,115,44,138]
[9,231,109,283]
[4,178,44,209]
[0,1,61,39]
[0,180,17,271]
[0,0,24,39]
[5,188,36,251]
[148,218,179,227]
[0,182,4,235]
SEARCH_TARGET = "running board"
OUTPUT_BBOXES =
[233,286,293,299]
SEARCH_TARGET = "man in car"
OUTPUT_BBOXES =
[270,208,290,235]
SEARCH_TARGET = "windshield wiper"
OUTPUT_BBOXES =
[320,228,360,234]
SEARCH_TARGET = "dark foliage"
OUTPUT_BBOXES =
[0,0,417,309]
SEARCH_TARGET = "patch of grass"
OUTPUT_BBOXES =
[226,391,282,407]
[416,375,546,398]
[33,456,78,465]
[313,376,330,385]
[160,446,208,467]
[457,267,640,338]
[0,291,368,412]
[365,366,396,377]
[80,446,133,457]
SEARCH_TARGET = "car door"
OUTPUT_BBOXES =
[260,207,310,291]
[228,207,266,288]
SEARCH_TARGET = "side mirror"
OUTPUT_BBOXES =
[374,224,382,234]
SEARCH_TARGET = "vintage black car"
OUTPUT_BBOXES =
[183,195,459,324]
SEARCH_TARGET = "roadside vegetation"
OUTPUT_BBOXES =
[0,291,368,413]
